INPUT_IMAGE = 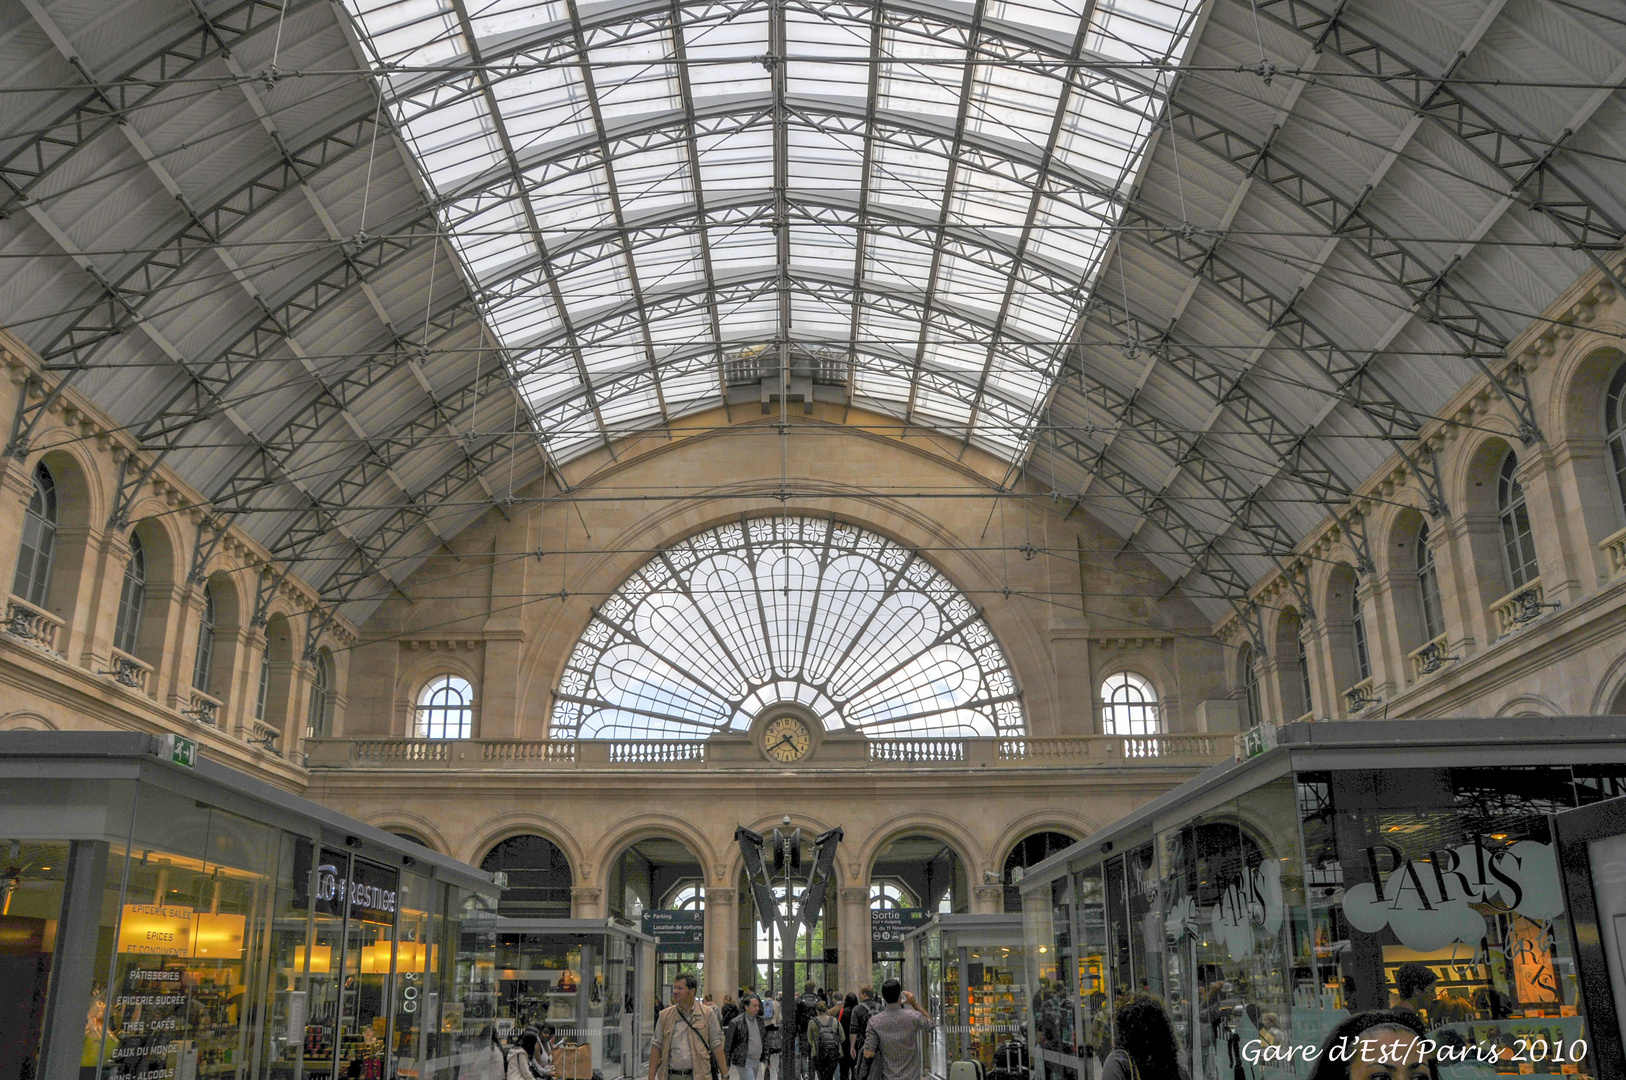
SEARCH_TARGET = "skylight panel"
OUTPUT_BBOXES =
[466,0,563,40]
[349,0,465,67]
[987,0,1089,37]
[876,31,965,120]
[696,127,774,194]
[861,232,935,293]
[789,225,858,283]
[868,137,949,215]
[519,364,580,409]
[789,289,851,337]
[947,166,1033,229]
[528,163,616,247]
[588,36,682,120]
[398,94,505,189]
[685,8,771,99]
[487,292,562,345]
[786,9,870,101]
[787,124,865,189]
[631,233,707,293]
[937,251,1012,317]
[492,64,594,152]
[967,58,1066,156]
[714,290,777,340]
[610,142,694,216]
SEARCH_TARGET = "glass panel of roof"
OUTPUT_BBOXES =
[341,0,1200,466]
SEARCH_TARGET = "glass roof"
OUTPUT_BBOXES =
[343,0,1198,463]
[548,516,1024,738]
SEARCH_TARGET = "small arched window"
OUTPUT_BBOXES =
[12,462,57,607]
[1416,522,1445,642]
[870,881,910,910]
[1101,671,1159,736]
[305,650,332,738]
[415,674,474,739]
[1352,587,1371,682]
[192,585,217,692]
[255,646,271,721]
[113,533,146,656]
[1498,452,1539,590]
[1607,365,1626,516]
[1240,645,1262,727]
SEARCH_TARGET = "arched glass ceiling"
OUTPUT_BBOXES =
[549,516,1025,739]
[342,0,1199,463]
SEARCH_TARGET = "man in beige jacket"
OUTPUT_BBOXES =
[650,973,729,1080]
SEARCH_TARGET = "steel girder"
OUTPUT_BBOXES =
[0,0,315,214]
[1253,0,1626,253]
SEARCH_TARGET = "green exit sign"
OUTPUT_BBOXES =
[163,734,197,768]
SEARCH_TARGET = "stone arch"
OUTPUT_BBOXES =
[989,811,1097,870]
[480,832,577,918]
[1493,694,1562,718]
[367,812,453,855]
[15,446,98,629]
[1456,433,1528,608]
[857,813,983,886]
[1554,340,1626,445]
[193,570,245,703]
[1319,561,1365,704]
[592,817,722,888]
[1592,651,1626,715]
[0,711,57,730]
[462,815,587,881]
[1271,607,1310,720]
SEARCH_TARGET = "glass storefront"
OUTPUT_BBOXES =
[489,920,654,1079]
[905,915,1030,1080]
[1020,719,1626,1080]
[0,732,499,1080]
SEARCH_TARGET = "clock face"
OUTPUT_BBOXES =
[762,716,812,763]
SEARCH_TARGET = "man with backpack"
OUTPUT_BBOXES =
[847,986,880,1080]
[795,982,823,1071]
[807,1003,844,1080]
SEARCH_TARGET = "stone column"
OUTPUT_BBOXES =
[971,883,1004,915]
[1355,576,1395,706]
[571,885,605,919]
[1429,513,1485,659]
[838,887,869,997]
[483,521,530,737]
[77,528,129,675]
[0,456,36,601]
[705,887,737,997]
[1547,435,1618,588]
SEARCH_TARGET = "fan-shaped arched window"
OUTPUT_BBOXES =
[1352,588,1371,682]
[416,674,474,739]
[113,533,146,656]
[1608,365,1626,516]
[870,882,910,910]
[1101,672,1159,736]
[1240,646,1262,728]
[1416,522,1445,642]
[1498,452,1539,590]
[13,463,56,607]
[668,884,705,912]
[550,517,1024,739]
[192,585,217,692]
[306,650,332,738]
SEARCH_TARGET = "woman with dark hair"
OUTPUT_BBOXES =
[1307,1011,1438,1080]
[1100,993,1187,1080]
[838,993,859,1080]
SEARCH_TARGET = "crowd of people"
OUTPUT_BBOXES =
[647,978,934,1080]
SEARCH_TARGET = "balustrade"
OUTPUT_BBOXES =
[1490,581,1558,638]
[1409,635,1452,680]
[3,595,63,653]
[1344,677,1378,715]
[105,649,151,693]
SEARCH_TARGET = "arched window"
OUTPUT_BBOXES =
[550,516,1024,739]
[870,881,910,910]
[1240,646,1262,727]
[481,835,573,918]
[12,462,56,607]
[415,675,474,739]
[1100,671,1159,736]
[1352,588,1371,682]
[113,533,146,656]
[1296,634,1313,716]
[192,585,217,692]
[1498,452,1539,590]
[305,650,332,738]
[1607,365,1626,516]
[255,646,271,721]
[1416,522,1445,641]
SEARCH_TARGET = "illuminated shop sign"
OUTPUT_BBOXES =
[294,840,399,923]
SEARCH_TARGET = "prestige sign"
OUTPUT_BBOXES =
[294,840,400,924]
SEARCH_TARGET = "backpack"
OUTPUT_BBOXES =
[814,1017,843,1066]
[850,999,878,1049]
[798,993,821,1033]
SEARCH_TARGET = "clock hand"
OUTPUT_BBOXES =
[771,736,798,752]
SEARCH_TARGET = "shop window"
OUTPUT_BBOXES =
[1499,451,1539,590]
[1101,671,1159,736]
[1240,645,1262,727]
[1352,587,1371,681]
[192,584,217,692]
[113,532,146,655]
[255,645,270,720]
[12,462,56,607]
[1608,364,1626,517]
[306,648,333,738]
[415,674,474,739]
[1417,521,1445,641]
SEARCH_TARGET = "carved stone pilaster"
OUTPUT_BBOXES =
[707,887,737,904]
[839,887,868,904]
